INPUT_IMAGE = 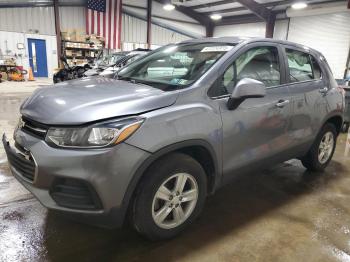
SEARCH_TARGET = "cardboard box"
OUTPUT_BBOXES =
[61,31,69,40]
[65,50,73,56]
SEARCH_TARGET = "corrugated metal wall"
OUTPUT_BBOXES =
[121,14,147,44]
[214,22,266,38]
[0,7,55,35]
[152,23,190,46]
[0,6,192,45]
[0,6,86,35]
[273,19,289,40]
[121,14,190,46]
[287,12,350,79]
[59,6,86,32]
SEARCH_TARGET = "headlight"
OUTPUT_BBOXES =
[45,117,144,148]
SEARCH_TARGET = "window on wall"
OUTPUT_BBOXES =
[286,49,321,82]
[209,46,280,97]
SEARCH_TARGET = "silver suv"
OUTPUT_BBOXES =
[3,37,344,240]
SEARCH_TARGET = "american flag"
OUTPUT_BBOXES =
[86,0,122,50]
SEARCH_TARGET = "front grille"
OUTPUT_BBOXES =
[21,117,48,139]
[50,178,103,210]
[4,141,36,182]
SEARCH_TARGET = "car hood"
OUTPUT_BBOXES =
[21,77,178,125]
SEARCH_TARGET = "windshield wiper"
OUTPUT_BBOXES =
[117,76,147,86]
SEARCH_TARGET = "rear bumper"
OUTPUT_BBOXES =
[3,130,150,227]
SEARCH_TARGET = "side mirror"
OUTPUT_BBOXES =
[227,78,266,110]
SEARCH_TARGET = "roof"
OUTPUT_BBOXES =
[181,36,322,54]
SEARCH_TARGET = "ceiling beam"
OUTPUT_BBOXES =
[154,0,214,36]
[154,0,210,25]
[122,4,201,25]
[191,0,296,10]
[201,6,247,15]
[234,0,272,21]
[190,0,237,10]
[199,0,295,14]
[216,14,263,26]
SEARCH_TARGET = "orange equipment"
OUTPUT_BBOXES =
[28,67,35,81]
[8,67,27,82]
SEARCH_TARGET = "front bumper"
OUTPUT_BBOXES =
[2,130,150,227]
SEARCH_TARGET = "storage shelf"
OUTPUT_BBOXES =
[65,46,100,51]
[66,56,95,59]
[62,40,90,44]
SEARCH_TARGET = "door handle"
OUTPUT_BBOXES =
[276,99,290,108]
[319,87,328,94]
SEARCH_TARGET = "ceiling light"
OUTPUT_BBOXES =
[210,14,222,20]
[163,4,175,11]
[291,2,308,9]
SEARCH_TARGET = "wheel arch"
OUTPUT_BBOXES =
[323,114,343,135]
[119,139,220,224]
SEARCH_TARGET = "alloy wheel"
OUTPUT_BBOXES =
[318,131,334,164]
[151,173,198,229]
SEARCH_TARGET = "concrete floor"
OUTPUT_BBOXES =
[1,81,350,262]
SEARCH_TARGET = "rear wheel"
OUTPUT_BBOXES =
[131,153,207,240]
[301,123,337,172]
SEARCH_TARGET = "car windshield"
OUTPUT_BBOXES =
[117,42,235,90]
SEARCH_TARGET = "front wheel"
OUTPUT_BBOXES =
[131,153,207,240]
[301,123,337,172]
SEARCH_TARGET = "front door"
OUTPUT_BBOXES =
[28,38,48,77]
[209,43,293,181]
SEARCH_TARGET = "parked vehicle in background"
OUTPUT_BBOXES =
[84,49,151,77]
[53,57,91,83]
[337,79,350,132]
[3,37,344,240]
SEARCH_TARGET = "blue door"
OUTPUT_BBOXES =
[28,38,48,77]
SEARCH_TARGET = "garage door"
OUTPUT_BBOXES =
[287,12,350,79]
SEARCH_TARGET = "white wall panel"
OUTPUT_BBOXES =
[214,22,266,37]
[287,12,350,79]
[0,31,58,78]
[121,14,147,44]
[0,7,55,35]
[59,6,86,33]
[273,19,289,40]
[121,14,191,46]
[152,24,190,46]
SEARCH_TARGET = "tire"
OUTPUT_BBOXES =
[301,123,337,172]
[131,153,207,240]
[341,122,349,133]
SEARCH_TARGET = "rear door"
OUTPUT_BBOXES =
[282,45,328,152]
[209,42,293,181]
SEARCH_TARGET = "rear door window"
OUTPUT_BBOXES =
[286,48,321,82]
[310,55,322,79]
